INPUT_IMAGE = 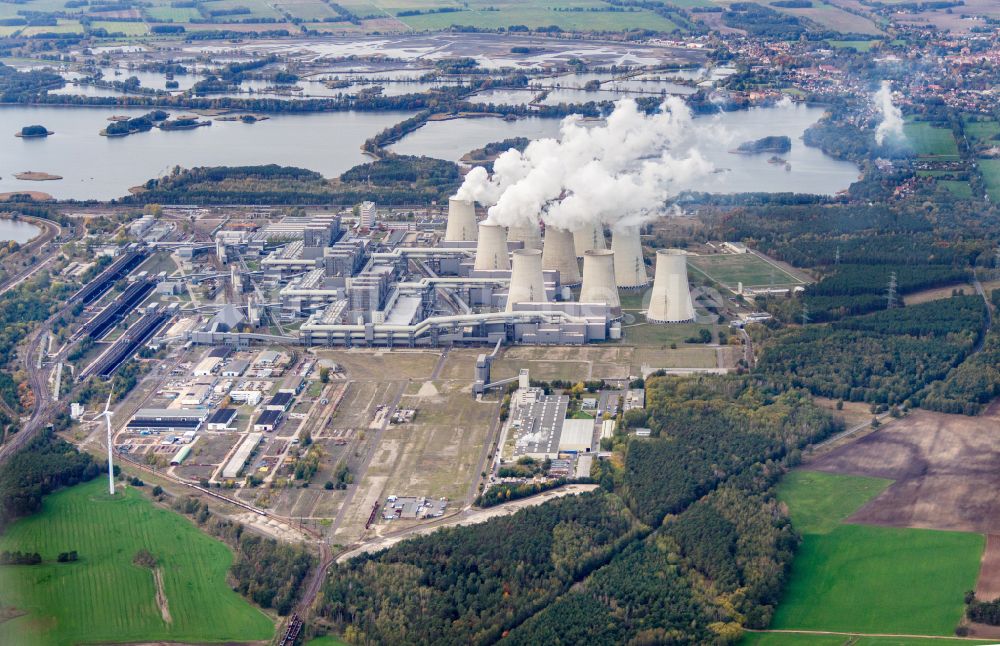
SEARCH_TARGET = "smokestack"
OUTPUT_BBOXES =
[508,221,542,251]
[474,223,510,271]
[506,249,547,312]
[647,249,695,323]
[542,226,581,286]
[445,197,478,242]
[579,249,621,318]
[611,226,648,290]
[573,222,606,258]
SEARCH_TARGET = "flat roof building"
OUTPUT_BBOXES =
[206,408,237,431]
[254,409,282,432]
[511,391,569,459]
[559,418,595,453]
[222,433,262,479]
[266,391,293,411]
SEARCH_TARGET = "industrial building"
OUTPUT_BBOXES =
[126,408,208,433]
[254,409,282,432]
[181,195,702,352]
[206,408,237,431]
[222,433,262,479]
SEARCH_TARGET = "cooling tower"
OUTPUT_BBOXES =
[474,223,511,271]
[573,222,606,258]
[541,226,581,286]
[611,226,649,290]
[579,249,621,318]
[508,220,543,251]
[445,197,478,242]
[505,249,547,312]
[646,249,695,323]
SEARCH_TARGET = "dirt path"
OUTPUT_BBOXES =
[336,484,599,562]
[152,567,172,624]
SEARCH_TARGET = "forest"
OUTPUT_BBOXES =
[317,492,644,645]
[915,289,1000,415]
[757,295,986,405]
[126,158,462,206]
[313,374,838,644]
[0,429,101,530]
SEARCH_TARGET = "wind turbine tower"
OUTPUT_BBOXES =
[102,392,115,496]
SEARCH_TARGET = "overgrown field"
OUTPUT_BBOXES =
[0,479,274,646]
[770,471,983,636]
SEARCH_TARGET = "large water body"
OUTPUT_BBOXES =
[392,103,860,196]
[1,102,858,201]
[0,218,41,243]
[0,106,414,200]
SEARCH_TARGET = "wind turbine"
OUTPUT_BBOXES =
[101,392,115,496]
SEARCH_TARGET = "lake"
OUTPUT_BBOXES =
[0,106,414,201]
[0,102,858,201]
[0,218,41,244]
[392,103,860,196]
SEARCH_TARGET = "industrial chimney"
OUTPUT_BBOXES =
[506,249,547,312]
[474,223,511,271]
[445,197,478,242]
[611,225,648,290]
[646,249,695,323]
[542,226,581,286]
[573,222,606,258]
[579,249,621,318]
[508,220,542,251]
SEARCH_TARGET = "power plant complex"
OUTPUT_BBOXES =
[166,195,699,350]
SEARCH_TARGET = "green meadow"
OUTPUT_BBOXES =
[0,479,274,646]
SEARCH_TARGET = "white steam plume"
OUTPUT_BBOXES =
[874,80,904,146]
[454,97,714,231]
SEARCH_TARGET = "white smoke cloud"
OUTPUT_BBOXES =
[874,80,904,146]
[454,97,714,231]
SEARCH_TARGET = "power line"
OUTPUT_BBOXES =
[886,271,898,309]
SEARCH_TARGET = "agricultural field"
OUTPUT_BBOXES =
[275,0,342,20]
[91,21,150,35]
[388,0,684,32]
[0,479,274,646]
[770,470,984,636]
[903,120,960,159]
[767,1,883,35]
[687,252,806,290]
[742,634,997,645]
[964,118,1000,145]
[826,39,880,51]
[979,159,1000,202]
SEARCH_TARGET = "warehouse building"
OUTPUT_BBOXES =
[254,409,282,432]
[127,408,208,433]
[206,408,237,431]
[221,433,262,479]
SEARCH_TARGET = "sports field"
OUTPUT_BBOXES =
[770,471,984,636]
[903,121,960,159]
[0,479,274,646]
[687,253,805,290]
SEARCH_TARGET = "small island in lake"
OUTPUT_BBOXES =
[15,171,62,181]
[733,135,792,154]
[15,125,53,138]
[101,111,170,137]
[158,117,211,131]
